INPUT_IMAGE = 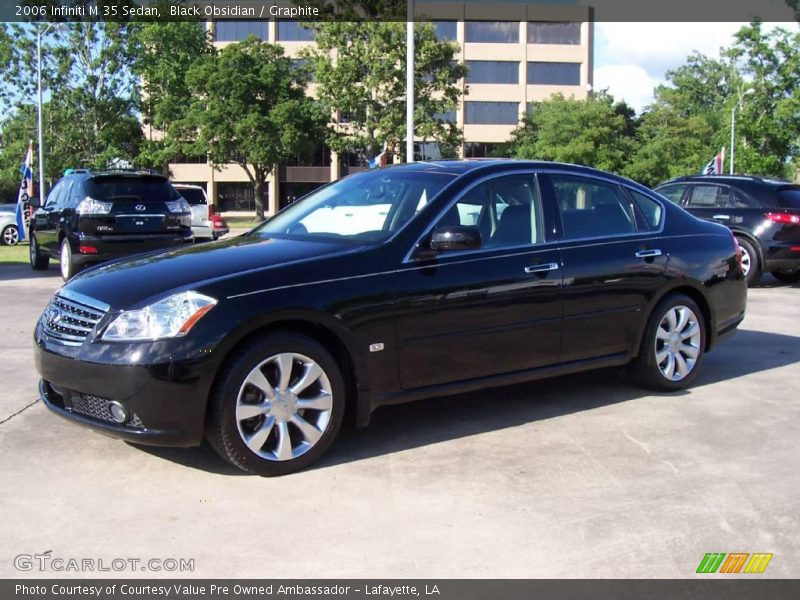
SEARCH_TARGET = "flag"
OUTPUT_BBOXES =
[16,141,34,242]
[368,142,388,169]
[702,147,725,175]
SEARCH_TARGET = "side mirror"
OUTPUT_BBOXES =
[28,196,40,209]
[430,225,481,252]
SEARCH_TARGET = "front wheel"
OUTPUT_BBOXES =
[771,269,800,284]
[628,294,706,391]
[1,224,19,246]
[29,232,49,270]
[206,332,346,476]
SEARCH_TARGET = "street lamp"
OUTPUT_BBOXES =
[406,0,415,163]
[729,88,755,175]
[36,23,61,206]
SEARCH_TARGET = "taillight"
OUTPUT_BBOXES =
[766,212,800,224]
[79,245,97,254]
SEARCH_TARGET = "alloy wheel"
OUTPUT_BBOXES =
[2,225,19,246]
[60,242,71,280]
[739,246,751,276]
[655,305,702,381]
[235,352,333,461]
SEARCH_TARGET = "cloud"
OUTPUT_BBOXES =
[593,22,798,113]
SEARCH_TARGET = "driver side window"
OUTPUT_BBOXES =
[433,174,542,250]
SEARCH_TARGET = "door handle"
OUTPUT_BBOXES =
[524,262,560,274]
[635,249,662,258]
[713,214,731,220]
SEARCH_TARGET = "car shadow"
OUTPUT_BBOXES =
[0,263,59,282]
[134,329,799,476]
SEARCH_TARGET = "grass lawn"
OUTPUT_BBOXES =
[222,216,266,230]
[0,242,29,265]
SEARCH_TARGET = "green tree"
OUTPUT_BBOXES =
[184,38,326,219]
[132,16,213,170]
[508,92,637,175]
[304,21,467,162]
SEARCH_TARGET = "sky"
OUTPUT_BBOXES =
[593,22,800,114]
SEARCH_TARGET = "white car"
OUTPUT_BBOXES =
[173,184,228,241]
[0,204,20,246]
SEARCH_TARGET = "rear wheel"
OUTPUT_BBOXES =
[1,224,19,246]
[29,232,49,270]
[206,332,346,476]
[59,238,79,281]
[736,236,761,287]
[771,269,800,284]
[628,294,706,391]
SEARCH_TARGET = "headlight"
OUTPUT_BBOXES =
[102,291,217,341]
[77,197,112,215]
[166,197,191,213]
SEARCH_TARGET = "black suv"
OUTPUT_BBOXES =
[29,170,193,280]
[655,175,800,285]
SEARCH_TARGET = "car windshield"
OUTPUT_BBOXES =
[253,169,457,243]
[178,188,207,205]
[776,188,800,209]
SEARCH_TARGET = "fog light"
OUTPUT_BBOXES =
[108,401,128,424]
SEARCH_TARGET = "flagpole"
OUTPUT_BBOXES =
[406,0,415,163]
[36,23,55,207]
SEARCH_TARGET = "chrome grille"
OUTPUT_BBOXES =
[71,393,143,428]
[40,291,109,346]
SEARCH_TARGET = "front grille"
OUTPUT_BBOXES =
[70,393,143,428]
[40,292,108,346]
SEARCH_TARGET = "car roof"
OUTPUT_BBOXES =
[656,174,795,189]
[172,184,205,190]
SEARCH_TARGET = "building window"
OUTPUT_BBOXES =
[276,21,316,41]
[283,144,332,167]
[433,20,457,41]
[527,61,581,85]
[172,151,207,164]
[466,61,520,84]
[214,21,268,42]
[465,21,519,43]
[464,142,504,158]
[464,102,520,125]
[528,22,581,45]
[434,110,457,123]
[291,58,314,82]
[217,182,267,213]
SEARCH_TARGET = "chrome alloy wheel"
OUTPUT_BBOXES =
[2,225,18,245]
[655,305,702,381]
[60,241,71,279]
[739,245,752,276]
[235,352,333,461]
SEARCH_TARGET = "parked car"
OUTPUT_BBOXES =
[28,169,193,280]
[173,183,229,241]
[654,175,800,285]
[34,160,746,476]
[0,204,20,245]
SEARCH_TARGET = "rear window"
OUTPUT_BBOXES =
[776,188,800,209]
[177,188,207,205]
[87,177,179,202]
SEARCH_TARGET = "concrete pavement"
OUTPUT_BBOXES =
[1,263,798,578]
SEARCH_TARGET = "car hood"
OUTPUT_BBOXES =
[64,235,364,308]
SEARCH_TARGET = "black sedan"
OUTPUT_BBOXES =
[34,161,746,475]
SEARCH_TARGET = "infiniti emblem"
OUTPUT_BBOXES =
[135,204,146,212]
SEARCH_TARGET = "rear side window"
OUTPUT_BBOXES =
[777,188,800,209]
[549,175,636,239]
[655,184,687,205]
[87,177,179,202]
[688,184,731,208]
[629,190,663,230]
[178,188,207,205]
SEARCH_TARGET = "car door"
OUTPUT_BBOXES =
[394,172,563,390]
[685,183,740,227]
[540,173,669,363]
[32,181,65,255]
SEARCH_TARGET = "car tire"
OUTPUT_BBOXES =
[628,294,706,392]
[736,236,761,287]
[771,269,800,284]
[1,224,19,246]
[59,238,79,281]
[206,332,346,476]
[29,232,49,270]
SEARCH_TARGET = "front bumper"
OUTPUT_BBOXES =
[34,325,216,447]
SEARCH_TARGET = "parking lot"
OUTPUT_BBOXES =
[1,262,798,579]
